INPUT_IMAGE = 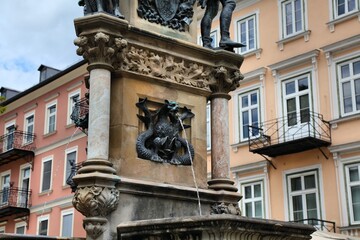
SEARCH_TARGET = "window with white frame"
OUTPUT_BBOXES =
[37,216,49,236]
[206,103,211,150]
[41,158,52,192]
[286,170,321,223]
[64,149,77,185]
[15,222,26,234]
[24,113,34,144]
[241,181,265,218]
[0,226,5,233]
[345,163,360,223]
[199,30,219,48]
[45,102,57,134]
[238,90,260,142]
[236,14,257,54]
[67,90,80,125]
[280,0,306,38]
[333,0,359,18]
[337,57,360,116]
[61,209,74,237]
[1,171,11,205]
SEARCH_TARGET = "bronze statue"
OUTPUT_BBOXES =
[78,0,124,18]
[199,0,244,51]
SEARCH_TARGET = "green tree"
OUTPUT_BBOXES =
[0,96,6,114]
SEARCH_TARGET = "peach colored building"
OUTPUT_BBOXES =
[200,0,360,236]
[0,62,87,237]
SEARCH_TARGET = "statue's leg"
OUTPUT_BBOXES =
[200,0,219,48]
[96,0,104,12]
[219,0,244,48]
[113,0,124,18]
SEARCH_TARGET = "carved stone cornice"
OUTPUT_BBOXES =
[74,32,128,71]
[209,66,243,95]
[211,202,241,215]
[72,185,120,218]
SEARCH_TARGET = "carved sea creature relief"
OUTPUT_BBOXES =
[136,98,195,165]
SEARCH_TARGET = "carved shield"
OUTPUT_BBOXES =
[155,0,180,21]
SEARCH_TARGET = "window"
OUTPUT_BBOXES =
[0,226,5,233]
[241,181,264,218]
[287,170,321,223]
[4,124,15,151]
[61,210,73,237]
[206,103,211,150]
[280,0,306,38]
[19,165,30,207]
[65,149,77,185]
[1,171,10,204]
[15,222,26,234]
[24,113,34,144]
[333,0,358,18]
[45,102,57,134]
[37,216,49,236]
[238,90,260,141]
[337,58,360,116]
[345,163,360,223]
[41,158,52,192]
[68,91,80,125]
[237,14,257,54]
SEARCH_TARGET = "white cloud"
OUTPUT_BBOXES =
[0,0,84,91]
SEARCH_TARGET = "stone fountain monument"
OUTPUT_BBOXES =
[71,1,316,240]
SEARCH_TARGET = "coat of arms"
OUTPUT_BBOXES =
[138,0,196,31]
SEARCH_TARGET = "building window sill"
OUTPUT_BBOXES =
[330,113,360,129]
[241,48,263,59]
[38,190,53,196]
[327,11,360,32]
[43,130,57,138]
[231,141,249,152]
[277,30,311,51]
[66,123,75,129]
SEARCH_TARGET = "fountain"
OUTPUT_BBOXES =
[71,1,316,240]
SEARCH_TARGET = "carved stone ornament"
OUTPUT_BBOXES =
[121,46,214,90]
[83,217,107,240]
[137,0,196,31]
[72,186,120,217]
[136,98,195,165]
[211,202,241,215]
[74,32,128,69]
[209,66,244,94]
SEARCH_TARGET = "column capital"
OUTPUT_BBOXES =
[74,32,128,71]
[208,66,243,95]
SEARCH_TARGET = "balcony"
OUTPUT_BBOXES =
[0,131,36,166]
[0,187,31,219]
[292,219,336,233]
[248,112,331,157]
[70,97,89,133]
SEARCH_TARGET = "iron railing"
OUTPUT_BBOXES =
[248,111,331,152]
[70,97,89,132]
[292,218,336,233]
[0,187,31,209]
[0,131,36,154]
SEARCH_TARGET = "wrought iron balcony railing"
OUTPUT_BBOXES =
[0,187,31,218]
[248,111,331,157]
[0,131,36,154]
[292,218,336,233]
[70,97,89,132]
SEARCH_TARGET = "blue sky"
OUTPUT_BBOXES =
[0,0,84,91]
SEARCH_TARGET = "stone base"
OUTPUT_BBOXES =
[117,214,316,240]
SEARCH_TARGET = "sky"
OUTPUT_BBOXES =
[0,0,84,92]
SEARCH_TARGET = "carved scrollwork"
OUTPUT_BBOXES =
[74,32,128,69]
[72,186,120,217]
[209,66,244,94]
[121,46,214,90]
[83,217,107,240]
[211,202,241,215]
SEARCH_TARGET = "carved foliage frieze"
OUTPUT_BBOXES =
[137,0,196,31]
[72,186,120,217]
[74,32,128,68]
[121,46,215,90]
[209,66,244,94]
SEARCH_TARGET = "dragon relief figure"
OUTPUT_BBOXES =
[136,98,195,165]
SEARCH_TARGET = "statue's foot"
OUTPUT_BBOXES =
[219,39,245,48]
[114,9,125,19]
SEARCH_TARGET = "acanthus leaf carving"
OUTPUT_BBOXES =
[72,186,120,218]
[210,202,241,215]
[209,66,244,94]
[74,32,128,69]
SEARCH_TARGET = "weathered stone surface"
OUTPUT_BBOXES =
[117,215,316,240]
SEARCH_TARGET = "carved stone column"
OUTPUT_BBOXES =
[208,66,243,192]
[72,15,128,240]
